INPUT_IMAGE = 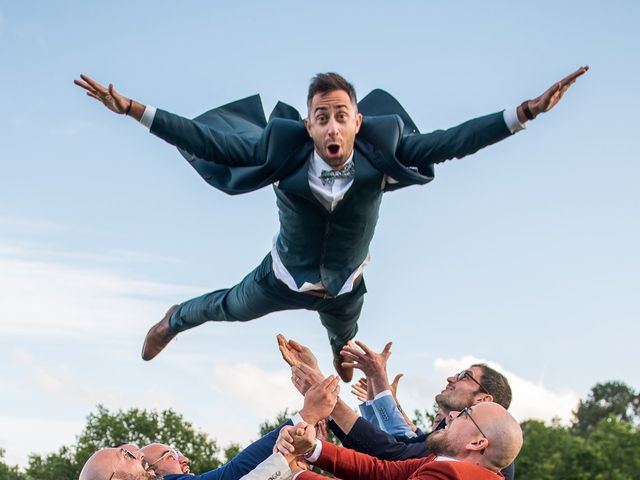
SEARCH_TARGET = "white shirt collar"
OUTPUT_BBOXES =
[310,150,354,176]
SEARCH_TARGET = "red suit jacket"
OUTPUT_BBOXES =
[298,441,503,480]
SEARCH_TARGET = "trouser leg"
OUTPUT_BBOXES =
[169,254,316,333]
[317,278,367,355]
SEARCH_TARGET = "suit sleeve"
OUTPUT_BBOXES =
[190,420,292,480]
[397,112,512,170]
[332,417,429,460]
[237,453,292,480]
[150,109,261,167]
[304,440,429,480]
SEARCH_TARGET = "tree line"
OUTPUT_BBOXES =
[1,381,638,480]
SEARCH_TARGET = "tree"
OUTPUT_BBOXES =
[0,449,24,480]
[571,381,640,437]
[25,405,221,480]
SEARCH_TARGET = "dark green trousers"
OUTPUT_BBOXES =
[169,254,366,354]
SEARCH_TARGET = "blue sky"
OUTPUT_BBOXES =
[1,0,639,467]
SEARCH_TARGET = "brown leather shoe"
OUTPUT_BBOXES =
[141,305,179,361]
[333,352,354,382]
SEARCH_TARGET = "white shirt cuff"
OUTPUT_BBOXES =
[503,107,525,134]
[140,105,157,130]
[373,390,392,401]
[291,412,305,426]
[292,472,305,480]
[304,440,323,463]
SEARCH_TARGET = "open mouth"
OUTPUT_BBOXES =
[327,144,340,156]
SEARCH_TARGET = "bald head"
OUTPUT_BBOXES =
[79,446,157,480]
[427,402,523,472]
[140,443,191,476]
[480,404,523,470]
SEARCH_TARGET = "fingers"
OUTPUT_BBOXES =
[354,340,372,355]
[381,341,393,359]
[288,339,304,352]
[559,65,589,86]
[391,373,404,387]
[277,334,296,367]
[78,74,107,94]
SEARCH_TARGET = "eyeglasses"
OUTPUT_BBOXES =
[148,446,183,469]
[457,407,488,439]
[456,370,490,395]
[107,447,145,480]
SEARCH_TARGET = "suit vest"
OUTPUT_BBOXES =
[274,148,385,297]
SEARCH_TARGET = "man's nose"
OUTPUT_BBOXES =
[447,374,457,383]
[327,117,339,135]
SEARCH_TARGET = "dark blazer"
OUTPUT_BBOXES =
[163,420,290,480]
[148,90,512,195]
[330,417,515,480]
[148,90,512,293]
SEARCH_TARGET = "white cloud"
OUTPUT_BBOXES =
[0,416,84,467]
[432,356,580,424]
[212,363,301,417]
[0,243,201,337]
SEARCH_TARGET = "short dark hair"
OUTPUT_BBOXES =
[307,72,357,110]
[473,363,512,409]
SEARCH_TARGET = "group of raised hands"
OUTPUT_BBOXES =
[274,334,417,472]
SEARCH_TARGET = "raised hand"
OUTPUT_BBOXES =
[351,377,370,403]
[299,374,340,425]
[341,340,392,379]
[389,373,404,402]
[526,66,589,118]
[291,363,326,396]
[277,334,319,370]
[74,74,131,114]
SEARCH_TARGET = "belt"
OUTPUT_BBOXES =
[301,274,363,299]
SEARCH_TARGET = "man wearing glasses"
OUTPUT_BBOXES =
[79,375,340,480]
[140,444,192,476]
[280,337,516,478]
[274,402,522,480]
[79,446,158,480]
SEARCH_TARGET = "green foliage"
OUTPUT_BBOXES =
[412,402,440,432]
[258,408,292,437]
[571,381,640,437]
[517,382,640,480]
[0,449,25,480]
[20,405,221,480]
[222,443,243,464]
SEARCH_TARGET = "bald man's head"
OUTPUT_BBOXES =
[427,402,523,472]
[79,446,158,480]
[140,443,191,476]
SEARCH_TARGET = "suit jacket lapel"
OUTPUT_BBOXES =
[276,145,325,207]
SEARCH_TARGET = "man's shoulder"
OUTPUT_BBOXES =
[418,460,503,479]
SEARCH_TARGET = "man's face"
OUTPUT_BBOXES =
[141,444,191,476]
[435,366,486,412]
[427,404,490,458]
[305,89,362,169]
[106,446,158,480]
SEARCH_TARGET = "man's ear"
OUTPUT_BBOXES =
[355,112,363,134]
[466,437,489,453]
[304,117,312,137]
[474,393,494,404]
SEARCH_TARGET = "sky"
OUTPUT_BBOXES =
[1,0,639,468]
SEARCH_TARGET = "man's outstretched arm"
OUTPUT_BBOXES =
[74,74,258,167]
[399,66,589,169]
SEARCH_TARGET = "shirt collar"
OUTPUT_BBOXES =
[310,150,354,176]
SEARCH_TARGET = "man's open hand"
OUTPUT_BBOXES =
[528,66,589,118]
[277,334,319,371]
[74,74,131,114]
